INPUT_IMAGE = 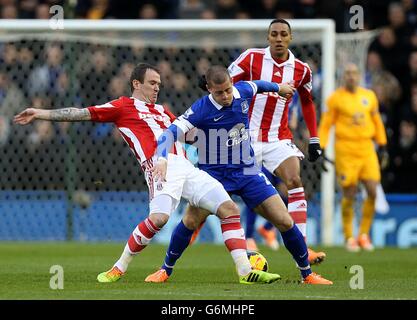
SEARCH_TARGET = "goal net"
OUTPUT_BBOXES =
[0,20,376,244]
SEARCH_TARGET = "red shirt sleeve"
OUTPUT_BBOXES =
[228,50,252,83]
[163,107,177,123]
[298,66,318,138]
[87,97,125,122]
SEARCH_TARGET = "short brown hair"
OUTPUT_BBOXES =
[205,65,231,88]
[130,63,160,92]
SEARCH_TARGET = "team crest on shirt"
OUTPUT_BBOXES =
[241,100,249,113]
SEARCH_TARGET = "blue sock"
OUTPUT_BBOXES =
[244,206,257,238]
[161,220,194,276]
[280,224,312,279]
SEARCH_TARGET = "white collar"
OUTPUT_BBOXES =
[208,94,224,110]
[264,46,294,67]
[208,87,241,110]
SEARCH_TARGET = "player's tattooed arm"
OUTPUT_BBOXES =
[44,108,91,121]
[14,107,91,125]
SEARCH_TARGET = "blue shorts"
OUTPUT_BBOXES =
[261,165,281,186]
[202,166,278,209]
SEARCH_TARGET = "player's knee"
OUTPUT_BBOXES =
[217,200,240,219]
[285,175,303,189]
[367,189,377,200]
[148,212,169,229]
[183,213,205,230]
[276,214,294,232]
[343,186,357,200]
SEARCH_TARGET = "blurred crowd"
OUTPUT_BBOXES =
[0,0,416,194]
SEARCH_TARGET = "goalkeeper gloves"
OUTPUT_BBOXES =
[377,145,389,170]
[308,137,322,162]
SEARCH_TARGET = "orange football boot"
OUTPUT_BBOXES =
[303,272,333,285]
[358,234,375,251]
[307,248,326,265]
[145,269,169,283]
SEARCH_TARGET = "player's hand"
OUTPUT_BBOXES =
[151,157,168,183]
[13,108,40,125]
[278,82,295,99]
[308,137,322,162]
[377,145,389,170]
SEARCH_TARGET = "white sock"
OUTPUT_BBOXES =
[114,243,134,273]
[231,249,252,276]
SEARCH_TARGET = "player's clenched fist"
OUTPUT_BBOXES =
[278,83,295,99]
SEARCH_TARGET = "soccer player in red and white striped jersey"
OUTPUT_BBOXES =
[228,19,326,264]
[14,63,281,285]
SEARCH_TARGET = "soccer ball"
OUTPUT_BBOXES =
[247,250,269,272]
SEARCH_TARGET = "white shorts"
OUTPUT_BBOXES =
[144,154,231,215]
[252,139,304,176]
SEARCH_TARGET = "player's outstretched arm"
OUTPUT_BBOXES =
[252,80,295,98]
[14,107,91,125]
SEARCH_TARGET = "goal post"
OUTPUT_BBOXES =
[0,19,339,243]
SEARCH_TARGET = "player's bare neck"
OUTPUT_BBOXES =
[134,92,152,104]
[272,51,289,64]
[345,86,357,93]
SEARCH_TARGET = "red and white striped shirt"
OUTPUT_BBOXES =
[228,47,318,142]
[87,96,184,170]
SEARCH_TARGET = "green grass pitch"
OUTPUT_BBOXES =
[0,242,416,300]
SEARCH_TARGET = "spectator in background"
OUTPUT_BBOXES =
[155,60,174,106]
[365,50,402,133]
[386,118,417,193]
[195,56,210,78]
[80,48,115,106]
[215,0,240,19]
[139,3,159,19]
[401,0,417,27]
[170,71,197,110]
[1,44,20,83]
[294,0,319,19]
[359,0,392,29]
[242,0,292,19]
[117,62,135,84]
[85,0,109,19]
[1,3,18,19]
[388,1,414,48]
[369,27,409,94]
[36,3,51,19]
[28,43,66,99]
[108,75,128,100]
[200,8,216,19]
[19,0,38,19]
[179,0,206,19]
[0,68,26,120]
[0,115,10,147]
[18,46,35,92]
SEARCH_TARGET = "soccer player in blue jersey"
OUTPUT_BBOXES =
[147,66,332,285]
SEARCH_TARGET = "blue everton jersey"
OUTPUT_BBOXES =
[173,81,258,170]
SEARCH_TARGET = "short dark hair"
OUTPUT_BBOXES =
[205,65,231,88]
[130,63,160,92]
[268,18,291,34]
